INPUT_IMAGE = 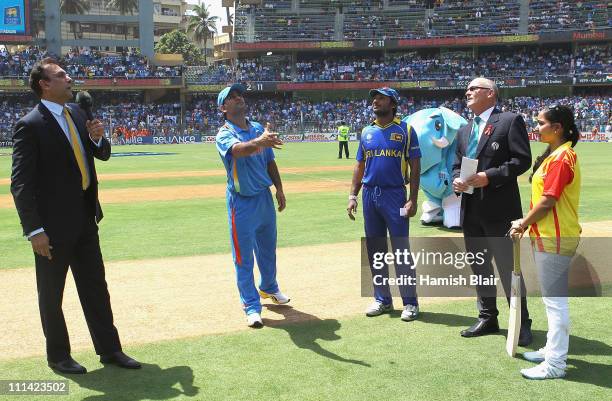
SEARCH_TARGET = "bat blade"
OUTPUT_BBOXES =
[506,272,522,356]
[506,236,522,357]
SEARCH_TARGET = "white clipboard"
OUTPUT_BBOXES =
[460,156,478,194]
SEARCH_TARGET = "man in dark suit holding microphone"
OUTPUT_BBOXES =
[452,77,533,345]
[11,58,140,373]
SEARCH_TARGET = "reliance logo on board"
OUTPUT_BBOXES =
[153,136,197,144]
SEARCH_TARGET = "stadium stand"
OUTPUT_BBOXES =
[6,44,610,84]
[1,90,609,141]
[234,0,611,42]
[0,46,48,77]
[529,0,610,33]
[1,1,610,145]
[429,1,521,37]
[182,94,610,136]
[0,47,181,78]
[343,7,425,39]
[184,45,611,84]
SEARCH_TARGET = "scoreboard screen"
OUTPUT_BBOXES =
[1,0,28,35]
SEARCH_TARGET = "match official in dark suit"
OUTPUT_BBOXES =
[11,58,140,374]
[452,77,533,346]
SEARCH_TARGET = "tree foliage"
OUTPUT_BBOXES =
[154,29,204,65]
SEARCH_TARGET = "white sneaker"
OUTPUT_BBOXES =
[523,348,546,363]
[259,289,290,305]
[401,304,419,321]
[365,301,393,317]
[521,362,566,380]
[247,312,263,328]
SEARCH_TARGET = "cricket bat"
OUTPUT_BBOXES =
[506,236,522,357]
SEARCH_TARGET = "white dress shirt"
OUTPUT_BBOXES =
[473,105,495,142]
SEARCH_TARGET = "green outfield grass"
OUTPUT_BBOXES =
[0,298,609,401]
[0,142,611,400]
[1,142,611,270]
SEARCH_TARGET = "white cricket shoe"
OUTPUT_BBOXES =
[365,301,393,317]
[247,312,263,328]
[521,362,566,380]
[401,304,419,321]
[259,290,290,305]
[523,348,546,363]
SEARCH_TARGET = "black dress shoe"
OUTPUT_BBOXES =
[48,357,87,374]
[460,318,500,338]
[518,319,533,347]
[100,351,142,369]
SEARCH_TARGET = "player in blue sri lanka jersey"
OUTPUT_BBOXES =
[347,87,422,322]
[215,84,290,329]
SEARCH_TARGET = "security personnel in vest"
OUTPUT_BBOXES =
[337,121,350,159]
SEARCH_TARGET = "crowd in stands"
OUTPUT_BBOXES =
[428,1,521,37]
[185,94,610,135]
[506,95,610,132]
[0,46,181,78]
[343,9,425,40]
[1,95,609,142]
[100,102,183,138]
[63,48,181,79]
[235,0,611,42]
[0,46,46,78]
[0,99,35,141]
[0,93,182,141]
[186,45,611,84]
[528,0,609,33]
[185,59,289,84]
[4,45,609,84]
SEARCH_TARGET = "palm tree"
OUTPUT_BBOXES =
[225,7,234,44]
[60,0,90,40]
[186,1,218,64]
[106,0,139,40]
[225,9,235,67]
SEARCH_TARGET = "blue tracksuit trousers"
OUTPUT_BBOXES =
[362,185,418,306]
[227,188,279,315]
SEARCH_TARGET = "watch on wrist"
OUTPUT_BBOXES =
[348,194,358,201]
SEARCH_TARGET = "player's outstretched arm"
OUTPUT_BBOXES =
[231,131,283,158]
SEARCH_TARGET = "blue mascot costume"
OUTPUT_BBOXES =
[403,107,467,228]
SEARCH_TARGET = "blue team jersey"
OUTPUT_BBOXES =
[357,118,421,187]
[216,119,274,196]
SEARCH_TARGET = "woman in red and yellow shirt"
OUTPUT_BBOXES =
[510,105,580,380]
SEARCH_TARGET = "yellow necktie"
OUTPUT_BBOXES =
[64,108,90,190]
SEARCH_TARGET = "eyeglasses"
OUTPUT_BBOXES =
[466,86,492,92]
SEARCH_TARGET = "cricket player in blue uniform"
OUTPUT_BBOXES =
[215,84,290,328]
[347,87,422,321]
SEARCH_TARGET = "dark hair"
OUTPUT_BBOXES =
[29,57,59,97]
[530,105,580,182]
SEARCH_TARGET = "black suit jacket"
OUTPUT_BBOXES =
[11,102,110,244]
[452,108,531,224]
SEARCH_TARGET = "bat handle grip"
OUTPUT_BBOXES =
[512,237,521,274]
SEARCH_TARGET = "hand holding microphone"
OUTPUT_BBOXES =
[76,91,105,141]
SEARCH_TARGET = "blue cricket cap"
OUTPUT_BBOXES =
[217,83,246,107]
[369,87,400,104]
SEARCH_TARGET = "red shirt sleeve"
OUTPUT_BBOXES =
[542,158,574,199]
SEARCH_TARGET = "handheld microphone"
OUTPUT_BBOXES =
[75,91,94,121]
